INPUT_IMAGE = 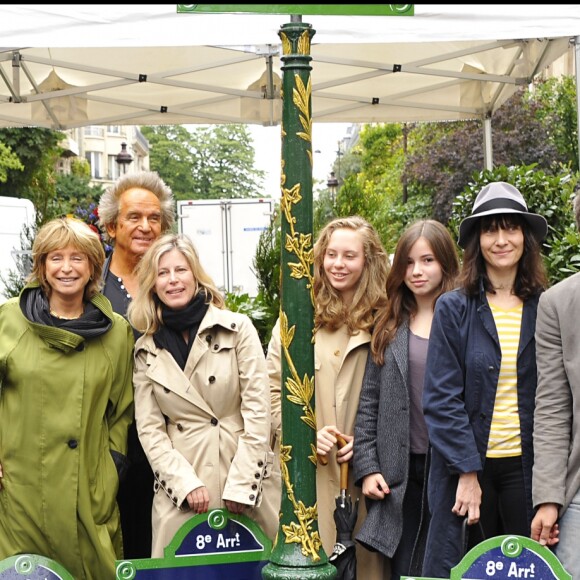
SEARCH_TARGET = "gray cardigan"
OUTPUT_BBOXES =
[353,321,429,573]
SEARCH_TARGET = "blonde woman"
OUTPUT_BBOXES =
[0,217,134,579]
[128,233,280,557]
[267,216,390,578]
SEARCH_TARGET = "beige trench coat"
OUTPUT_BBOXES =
[267,320,387,579]
[134,305,280,557]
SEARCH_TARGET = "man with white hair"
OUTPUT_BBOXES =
[98,170,175,559]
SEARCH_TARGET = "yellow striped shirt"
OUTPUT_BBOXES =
[487,302,523,457]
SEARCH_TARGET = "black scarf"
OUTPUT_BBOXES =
[153,292,209,370]
[21,286,112,338]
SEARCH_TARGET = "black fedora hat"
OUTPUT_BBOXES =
[458,182,548,248]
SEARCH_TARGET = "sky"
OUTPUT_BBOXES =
[248,123,352,199]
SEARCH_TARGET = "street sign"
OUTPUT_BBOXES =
[0,554,74,579]
[177,5,414,16]
[115,509,272,579]
[403,535,571,580]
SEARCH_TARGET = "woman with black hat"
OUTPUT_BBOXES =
[421,182,549,577]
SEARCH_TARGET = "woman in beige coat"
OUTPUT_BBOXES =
[267,216,390,578]
[128,233,280,558]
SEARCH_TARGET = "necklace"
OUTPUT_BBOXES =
[50,308,84,320]
[116,276,132,300]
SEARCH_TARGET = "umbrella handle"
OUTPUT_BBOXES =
[337,435,349,490]
[316,433,348,469]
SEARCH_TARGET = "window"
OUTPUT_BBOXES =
[83,126,104,137]
[107,125,121,134]
[85,151,102,179]
[108,155,121,180]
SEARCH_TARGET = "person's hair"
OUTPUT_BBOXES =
[128,233,225,334]
[98,170,175,243]
[458,214,548,299]
[313,216,389,335]
[370,220,459,365]
[28,217,105,300]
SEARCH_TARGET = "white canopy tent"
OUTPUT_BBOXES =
[0,5,579,166]
[0,5,579,124]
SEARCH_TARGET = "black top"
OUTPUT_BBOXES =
[102,252,140,340]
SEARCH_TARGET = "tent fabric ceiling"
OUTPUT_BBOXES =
[0,5,579,129]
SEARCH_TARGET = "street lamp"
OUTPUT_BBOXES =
[116,142,133,175]
[326,170,339,205]
[336,140,344,182]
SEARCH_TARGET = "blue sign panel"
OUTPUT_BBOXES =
[115,509,272,579]
[0,554,74,579]
[403,535,571,580]
[0,510,271,580]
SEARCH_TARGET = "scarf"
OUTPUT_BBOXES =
[153,292,209,370]
[21,286,112,339]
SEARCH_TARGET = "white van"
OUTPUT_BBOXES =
[0,196,35,302]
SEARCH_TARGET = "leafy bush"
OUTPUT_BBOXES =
[404,84,570,224]
[224,291,273,353]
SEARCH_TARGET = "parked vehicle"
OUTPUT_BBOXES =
[177,198,274,297]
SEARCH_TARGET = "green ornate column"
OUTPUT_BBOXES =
[262,16,336,580]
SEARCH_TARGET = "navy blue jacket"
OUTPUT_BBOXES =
[422,283,540,577]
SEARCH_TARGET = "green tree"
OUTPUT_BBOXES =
[531,75,578,171]
[70,156,91,178]
[313,188,336,236]
[142,124,266,200]
[140,125,197,199]
[0,127,65,223]
[316,122,430,250]
[353,123,423,249]
[404,86,567,224]
[331,141,363,184]
[0,142,24,183]
[55,172,104,212]
[54,157,103,212]
[189,124,265,199]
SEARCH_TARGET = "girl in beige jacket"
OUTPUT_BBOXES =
[267,216,390,579]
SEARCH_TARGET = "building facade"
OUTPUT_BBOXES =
[59,125,149,187]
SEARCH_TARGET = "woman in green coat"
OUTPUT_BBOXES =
[0,217,134,579]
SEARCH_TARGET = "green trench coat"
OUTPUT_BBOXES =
[0,286,134,580]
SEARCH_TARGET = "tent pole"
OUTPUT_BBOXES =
[10,51,22,103]
[483,114,493,171]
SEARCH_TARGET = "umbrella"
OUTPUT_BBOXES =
[327,435,359,580]
[461,517,486,557]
